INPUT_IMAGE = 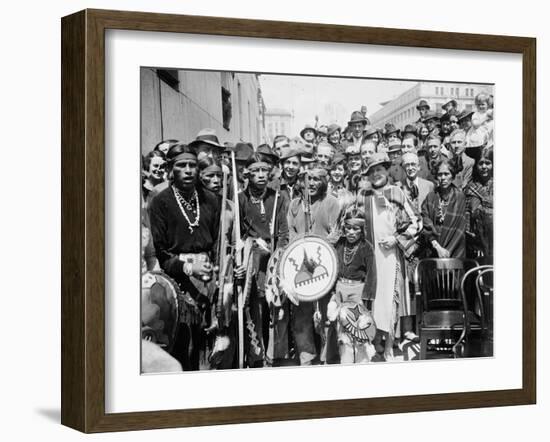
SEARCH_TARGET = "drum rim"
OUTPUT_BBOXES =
[279,233,338,302]
[141,270,181,352]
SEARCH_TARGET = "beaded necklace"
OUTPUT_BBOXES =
[172,186,200,233]
[249,188,267,217]
[343,242,360,265]
[436,189,452,225]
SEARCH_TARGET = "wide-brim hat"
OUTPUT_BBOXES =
[300,124,317,139]
[364,126,382,138]
[443,99,458,110]
[424,112,440,122]
[327,123,341,136]
[348,110,369,125]
[458,110,474,122]
[256,143,279,163]
[188,128,223,149]
[416,100,430,110]
[365,152,392,174]
[279,147,303,162]
[300,152,317,163]
[384,123,400,137]
[332,152,346,165]
[234,142,254,161]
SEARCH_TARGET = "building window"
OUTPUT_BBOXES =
[221,87,232,131]
[435,86,439,95]
[280,123,285,134]
[157,69,179,91]
[440,87,444,96]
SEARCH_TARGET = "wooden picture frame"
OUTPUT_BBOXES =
[61,8,536,433]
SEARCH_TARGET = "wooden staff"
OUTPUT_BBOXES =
[231,150,245,369]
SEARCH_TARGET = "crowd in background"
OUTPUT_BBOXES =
[140,91,494,372]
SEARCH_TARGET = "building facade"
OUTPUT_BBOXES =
[264,108,293,144]
[368,82,493,129]
[141,68,266,155]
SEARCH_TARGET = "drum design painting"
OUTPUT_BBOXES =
[279,235,338,302]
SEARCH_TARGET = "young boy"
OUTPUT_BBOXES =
[326,208,377,363]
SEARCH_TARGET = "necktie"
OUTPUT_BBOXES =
[410,182,419,199]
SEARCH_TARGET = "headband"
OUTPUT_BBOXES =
[201,165,222,175]
[171,152,197,163]
[344,218,365,227]
[247,161,271,171]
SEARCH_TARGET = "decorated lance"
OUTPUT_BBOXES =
[230,149,245,369]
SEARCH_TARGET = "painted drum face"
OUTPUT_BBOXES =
[279,235,338,302]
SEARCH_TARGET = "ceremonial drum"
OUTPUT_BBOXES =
[141,271,180,353]
[279,235,338,302]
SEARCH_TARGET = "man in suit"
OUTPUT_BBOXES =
[399,152,434,213]
[401,135,430,180]
[449,129,474,190]
[398,152,433,345]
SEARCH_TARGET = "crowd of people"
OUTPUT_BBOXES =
[140,91,494,372]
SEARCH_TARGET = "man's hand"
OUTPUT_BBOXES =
[233,265,246,281]
[378,235,397,249]
[435,245,451,258]
[191,261,213,280]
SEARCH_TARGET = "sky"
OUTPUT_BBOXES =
[259,74,416,134]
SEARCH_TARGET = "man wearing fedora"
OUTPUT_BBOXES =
[415,99,430,124]
[356,152,422,361]
[442,98,458,115]
[188,128,224,161]
[342,110,369,151]
[384,123,401,146]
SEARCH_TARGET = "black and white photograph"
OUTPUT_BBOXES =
[140,67,494,373]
